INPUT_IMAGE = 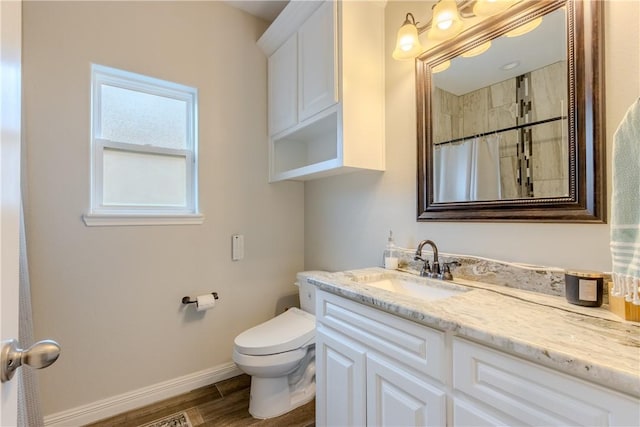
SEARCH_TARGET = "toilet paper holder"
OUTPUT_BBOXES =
[182,292,219,305]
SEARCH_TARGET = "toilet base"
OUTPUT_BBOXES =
[249,349,316,419]
[248,368,316,419]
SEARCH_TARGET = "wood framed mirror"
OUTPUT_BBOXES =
[416,0,605,222]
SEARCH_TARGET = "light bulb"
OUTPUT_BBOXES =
[392,14,424,60]
[428,0,464,41]
[402,34,418,51]
[438,18,453,30]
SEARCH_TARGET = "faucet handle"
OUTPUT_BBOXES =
[441,261,461,280]
[414,256,431,277]
[421,260,432,277]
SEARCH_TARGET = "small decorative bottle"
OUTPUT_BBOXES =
[384,231,399,270]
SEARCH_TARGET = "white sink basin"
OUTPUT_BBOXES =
[353,274,468,302]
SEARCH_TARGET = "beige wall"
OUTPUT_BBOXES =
[305,0,640,273]
[23,1,304,416]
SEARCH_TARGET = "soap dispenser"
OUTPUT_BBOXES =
[384,231,399,270]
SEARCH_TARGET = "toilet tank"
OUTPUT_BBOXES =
[295,271,325,315]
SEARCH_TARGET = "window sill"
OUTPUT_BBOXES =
[83,212,205,226]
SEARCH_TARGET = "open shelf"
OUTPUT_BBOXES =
[271,110,340,181]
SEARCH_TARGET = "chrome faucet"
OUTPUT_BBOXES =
[414,240,440,278]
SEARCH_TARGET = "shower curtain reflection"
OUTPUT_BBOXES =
[434,139,473,202]
[434,135,502,203]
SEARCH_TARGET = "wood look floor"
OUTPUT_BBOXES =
[86,375,315,427]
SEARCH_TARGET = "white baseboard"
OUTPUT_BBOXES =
[43,362,243,426]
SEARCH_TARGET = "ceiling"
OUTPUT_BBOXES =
[226,1,565,96]
[224,0,289,22]
[433,7,567,95]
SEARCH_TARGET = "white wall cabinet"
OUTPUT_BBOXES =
[258,0,385,182]
[315,290,447,426]
[315,289,640,427]
[267,35,297,136]
[297,1,336,122]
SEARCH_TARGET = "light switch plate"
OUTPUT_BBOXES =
[232,234,244,261]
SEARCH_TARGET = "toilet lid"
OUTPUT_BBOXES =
[234,308,315,356]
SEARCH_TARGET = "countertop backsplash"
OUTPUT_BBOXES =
[387,247,609,298]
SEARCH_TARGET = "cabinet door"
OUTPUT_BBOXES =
[366,354,446,427]
[316,325,366,427]
[298,1,337,122]
[268,35,297,135]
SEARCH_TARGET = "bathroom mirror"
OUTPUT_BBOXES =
[416,0,605,222]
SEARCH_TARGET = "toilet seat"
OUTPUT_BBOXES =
[232,347,307,373]
[234,307,315,356]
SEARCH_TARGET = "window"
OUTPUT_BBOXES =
[84,64,203,226]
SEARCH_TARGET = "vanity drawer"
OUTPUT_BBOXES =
[316,289,446,382]
[453,338,640,426]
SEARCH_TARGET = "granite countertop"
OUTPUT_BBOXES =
[307,268,640,397]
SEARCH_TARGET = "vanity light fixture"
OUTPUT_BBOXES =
[392,1,467,60]
[392,13,425,60]
[393,0,519,61]
[460,40,492,57]
[427,0,464,41]
[505,16,542,37]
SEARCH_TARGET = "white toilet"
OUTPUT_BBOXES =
[232,272,318,419]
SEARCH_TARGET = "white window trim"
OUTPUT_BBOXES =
[84,64,203,226]
[82,212,204,227]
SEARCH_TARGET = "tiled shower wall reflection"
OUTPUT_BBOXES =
[432,61,568,199]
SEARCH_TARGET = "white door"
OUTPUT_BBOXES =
[1,0,23,424]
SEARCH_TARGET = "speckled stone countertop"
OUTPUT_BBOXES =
[307,268,640,397]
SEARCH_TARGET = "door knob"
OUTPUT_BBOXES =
[1,339,61,383]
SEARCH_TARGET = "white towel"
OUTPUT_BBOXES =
[610,98,640,304]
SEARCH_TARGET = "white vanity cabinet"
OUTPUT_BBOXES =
[452,338,640,427]
[315,290,447,426]
[258,0,385,182]
[315,325,367,426]
[315,288,640,427]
